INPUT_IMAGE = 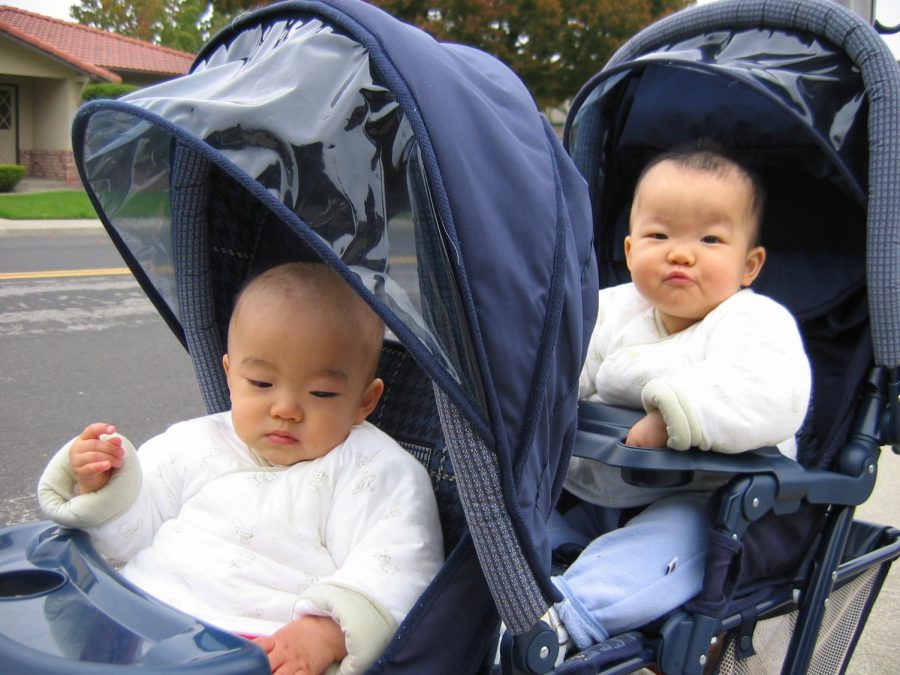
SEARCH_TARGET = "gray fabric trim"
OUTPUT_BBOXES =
[606,0,900,367]
[433,385,547,634]
[171,143,231,413]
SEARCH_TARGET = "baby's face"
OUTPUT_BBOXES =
[223,297,381,465]
[625,161,764,334]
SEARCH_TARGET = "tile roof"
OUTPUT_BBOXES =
[0,5,193,83]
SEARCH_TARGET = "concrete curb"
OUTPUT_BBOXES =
[0,218,104,237]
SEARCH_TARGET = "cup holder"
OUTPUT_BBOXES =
[0,569,67,599]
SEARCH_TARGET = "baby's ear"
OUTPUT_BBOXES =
[355,378,385,424]
[741,246,766,287]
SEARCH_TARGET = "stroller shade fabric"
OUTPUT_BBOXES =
[75,14,481,408]
[566,25,870,302]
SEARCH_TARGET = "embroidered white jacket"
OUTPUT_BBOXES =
[567,284,811,507]
[40,414,443,673]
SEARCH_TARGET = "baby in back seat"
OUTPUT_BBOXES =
[39,262,444,675]
[548,142,811,650]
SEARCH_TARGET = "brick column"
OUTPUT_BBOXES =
[20,149,79,184]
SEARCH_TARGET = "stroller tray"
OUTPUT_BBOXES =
[0,520,269,673]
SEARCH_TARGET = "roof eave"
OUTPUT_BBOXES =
[0,22,121,83]
[107,65,190,79]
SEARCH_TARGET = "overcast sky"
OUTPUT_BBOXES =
[4,0,899,57]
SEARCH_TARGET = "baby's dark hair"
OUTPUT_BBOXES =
[229,262,385,380]
[635,140,766,245]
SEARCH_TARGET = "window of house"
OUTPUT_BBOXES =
[0,89,11,130]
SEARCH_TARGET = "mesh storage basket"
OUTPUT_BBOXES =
[715,522,899,675]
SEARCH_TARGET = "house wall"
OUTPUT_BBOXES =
[0,37,85,181]
[1,32,186,182]
[20,77,82,182]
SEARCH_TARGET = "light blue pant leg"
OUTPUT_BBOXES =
[552,492,709,649]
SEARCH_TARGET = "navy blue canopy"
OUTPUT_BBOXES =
[72,0,597,656]
[565,0,900,372]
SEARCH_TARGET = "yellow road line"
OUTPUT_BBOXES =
[0,257,420,282]
[0,267,132,281]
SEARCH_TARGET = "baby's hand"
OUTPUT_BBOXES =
[69,423,125,494]
[254,615,347,675]
[625,410,669,449]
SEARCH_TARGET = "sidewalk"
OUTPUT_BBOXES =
[0,218,103,236]
[0,177,102,236]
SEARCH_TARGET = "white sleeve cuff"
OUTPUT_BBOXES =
[641,380,704,451]
[294,582,397,675]
[37,433,141,528]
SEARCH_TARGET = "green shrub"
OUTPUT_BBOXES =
[81,82,139,101]
[0,164,26,193]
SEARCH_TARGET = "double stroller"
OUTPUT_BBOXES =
[0,0,897,673]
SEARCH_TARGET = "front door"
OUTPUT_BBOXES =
[0,85,17,165]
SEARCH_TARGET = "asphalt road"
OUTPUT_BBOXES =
[0,232,206,525]
[0,229,897,672]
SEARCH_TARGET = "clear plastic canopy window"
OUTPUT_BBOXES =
[78,15,484,409]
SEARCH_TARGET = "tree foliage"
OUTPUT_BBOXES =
[69,0,262,54]
[369,0,690,107]
[70,0,690,107]
[71,0,162,44]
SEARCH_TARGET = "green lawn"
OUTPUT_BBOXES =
[0,191,97,219]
